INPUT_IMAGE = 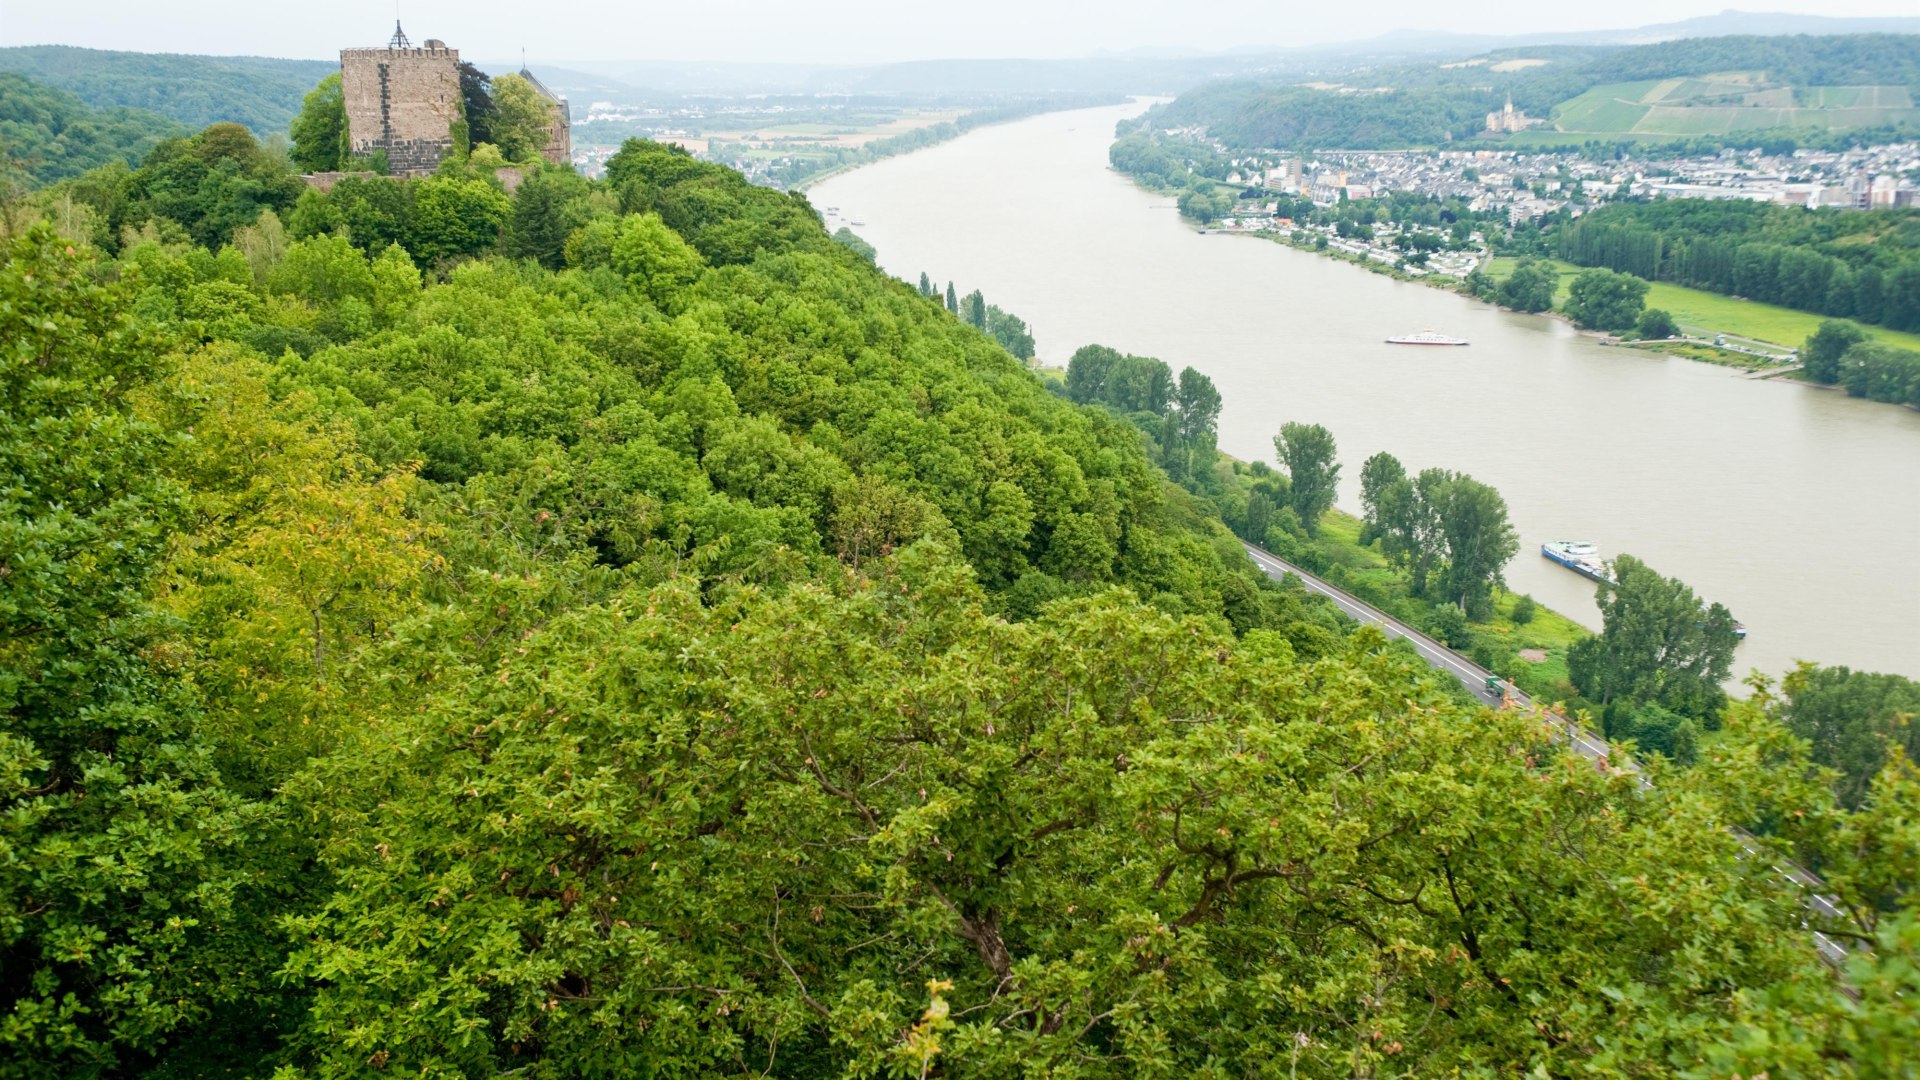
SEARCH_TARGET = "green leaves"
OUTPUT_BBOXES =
[610,212,706,311]
[1564,266,1651,332]
[11,125,1918,1077]
[1569,553,1741,723]
[1273,421,1339,537]
[0,226,272,1075]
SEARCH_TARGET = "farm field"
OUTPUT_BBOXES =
[1551,75,1920,135]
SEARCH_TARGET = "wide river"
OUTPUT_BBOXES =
[813,101,1920,681]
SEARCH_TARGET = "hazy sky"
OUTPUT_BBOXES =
[5,0,1918,64]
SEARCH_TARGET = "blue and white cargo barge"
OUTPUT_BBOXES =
[1541,540,1613,585]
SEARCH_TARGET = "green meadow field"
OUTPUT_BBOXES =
[1484,257,1920,352]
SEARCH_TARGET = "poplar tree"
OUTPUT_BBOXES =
[1274,421,1340,537]
[963,289,987,329]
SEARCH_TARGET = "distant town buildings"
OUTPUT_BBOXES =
[1181,133,1918,279]
[1191,135,1919,224]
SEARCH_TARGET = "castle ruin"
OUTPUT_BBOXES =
[339,22,572,177]
[341,23,462,175]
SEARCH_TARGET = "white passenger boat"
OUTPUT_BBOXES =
[1386,330,1469,346]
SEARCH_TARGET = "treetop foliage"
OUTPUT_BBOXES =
[3,110,1918,1076]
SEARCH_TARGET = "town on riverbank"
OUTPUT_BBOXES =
[1115,133,1920,402]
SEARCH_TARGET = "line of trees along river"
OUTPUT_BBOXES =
[812,101,1920,682]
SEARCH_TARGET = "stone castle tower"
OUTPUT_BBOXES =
[340,22,462,176]
[338,22,573,176]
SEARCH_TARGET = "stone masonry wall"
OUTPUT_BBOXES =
[340,45,461,175]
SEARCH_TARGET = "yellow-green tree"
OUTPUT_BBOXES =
[486,74,554,163]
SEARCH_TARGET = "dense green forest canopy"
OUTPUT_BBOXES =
[3,100,1920,1076]
[0,72,184,189]
[1134,81,1497,151]
[1125,33,1920,151]
[0,45,334,134]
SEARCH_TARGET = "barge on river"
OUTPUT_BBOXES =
[1542,540,1613,584]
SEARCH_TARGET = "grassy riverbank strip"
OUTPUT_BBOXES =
[1481,256,1920,355]
[1203,211,1920,371]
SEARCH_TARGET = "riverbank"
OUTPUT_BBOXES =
[1230,228,1824,369]
[1293,502,1590,700]
[1480,256,1920,354]
[1034,351,1597,700]
[1172,188,1920,372]
[813,103,1920,681]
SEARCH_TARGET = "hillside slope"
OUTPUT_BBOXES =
[0,71,183,188]
[0,45,333,134]
[3,127,1917,1077]
[1134,33,1920,149]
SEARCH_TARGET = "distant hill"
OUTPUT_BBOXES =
[1133,33,1920,150]
[0,46,333,135]
[0,71,183,189]
[559,55,1277,98]
[1343,10,1920,57]
[468,62,637,102]
[1590,10,1920,45]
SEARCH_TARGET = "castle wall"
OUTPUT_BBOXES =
[340,45,461,175]
[540,104,572,168]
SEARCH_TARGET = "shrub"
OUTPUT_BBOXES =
[1510,594,1537,625]
[1427,604,1470,648]
[1635,308,1677,340]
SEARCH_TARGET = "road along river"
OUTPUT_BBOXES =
[812,101,1920,681]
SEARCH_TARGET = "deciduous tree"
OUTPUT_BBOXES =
[288,72,345,173]
[1357,450,1405,544]
[1774,663,1920,809]
[1564,267,1650,332]
[1567,553,1740,721]
[1274,421,1339,537]
[1802,319,1868,384]
[486,73,555,163]
[1498,257,1556,313]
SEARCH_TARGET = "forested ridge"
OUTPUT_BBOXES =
[0,73,184,190]
[1126,33,1920,152]
[0,46,334,135]
[3,107,1920,1078]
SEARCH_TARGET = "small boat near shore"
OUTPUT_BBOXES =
[1387,330,1469,346]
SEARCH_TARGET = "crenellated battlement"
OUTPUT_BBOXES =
[339,46,459,61]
